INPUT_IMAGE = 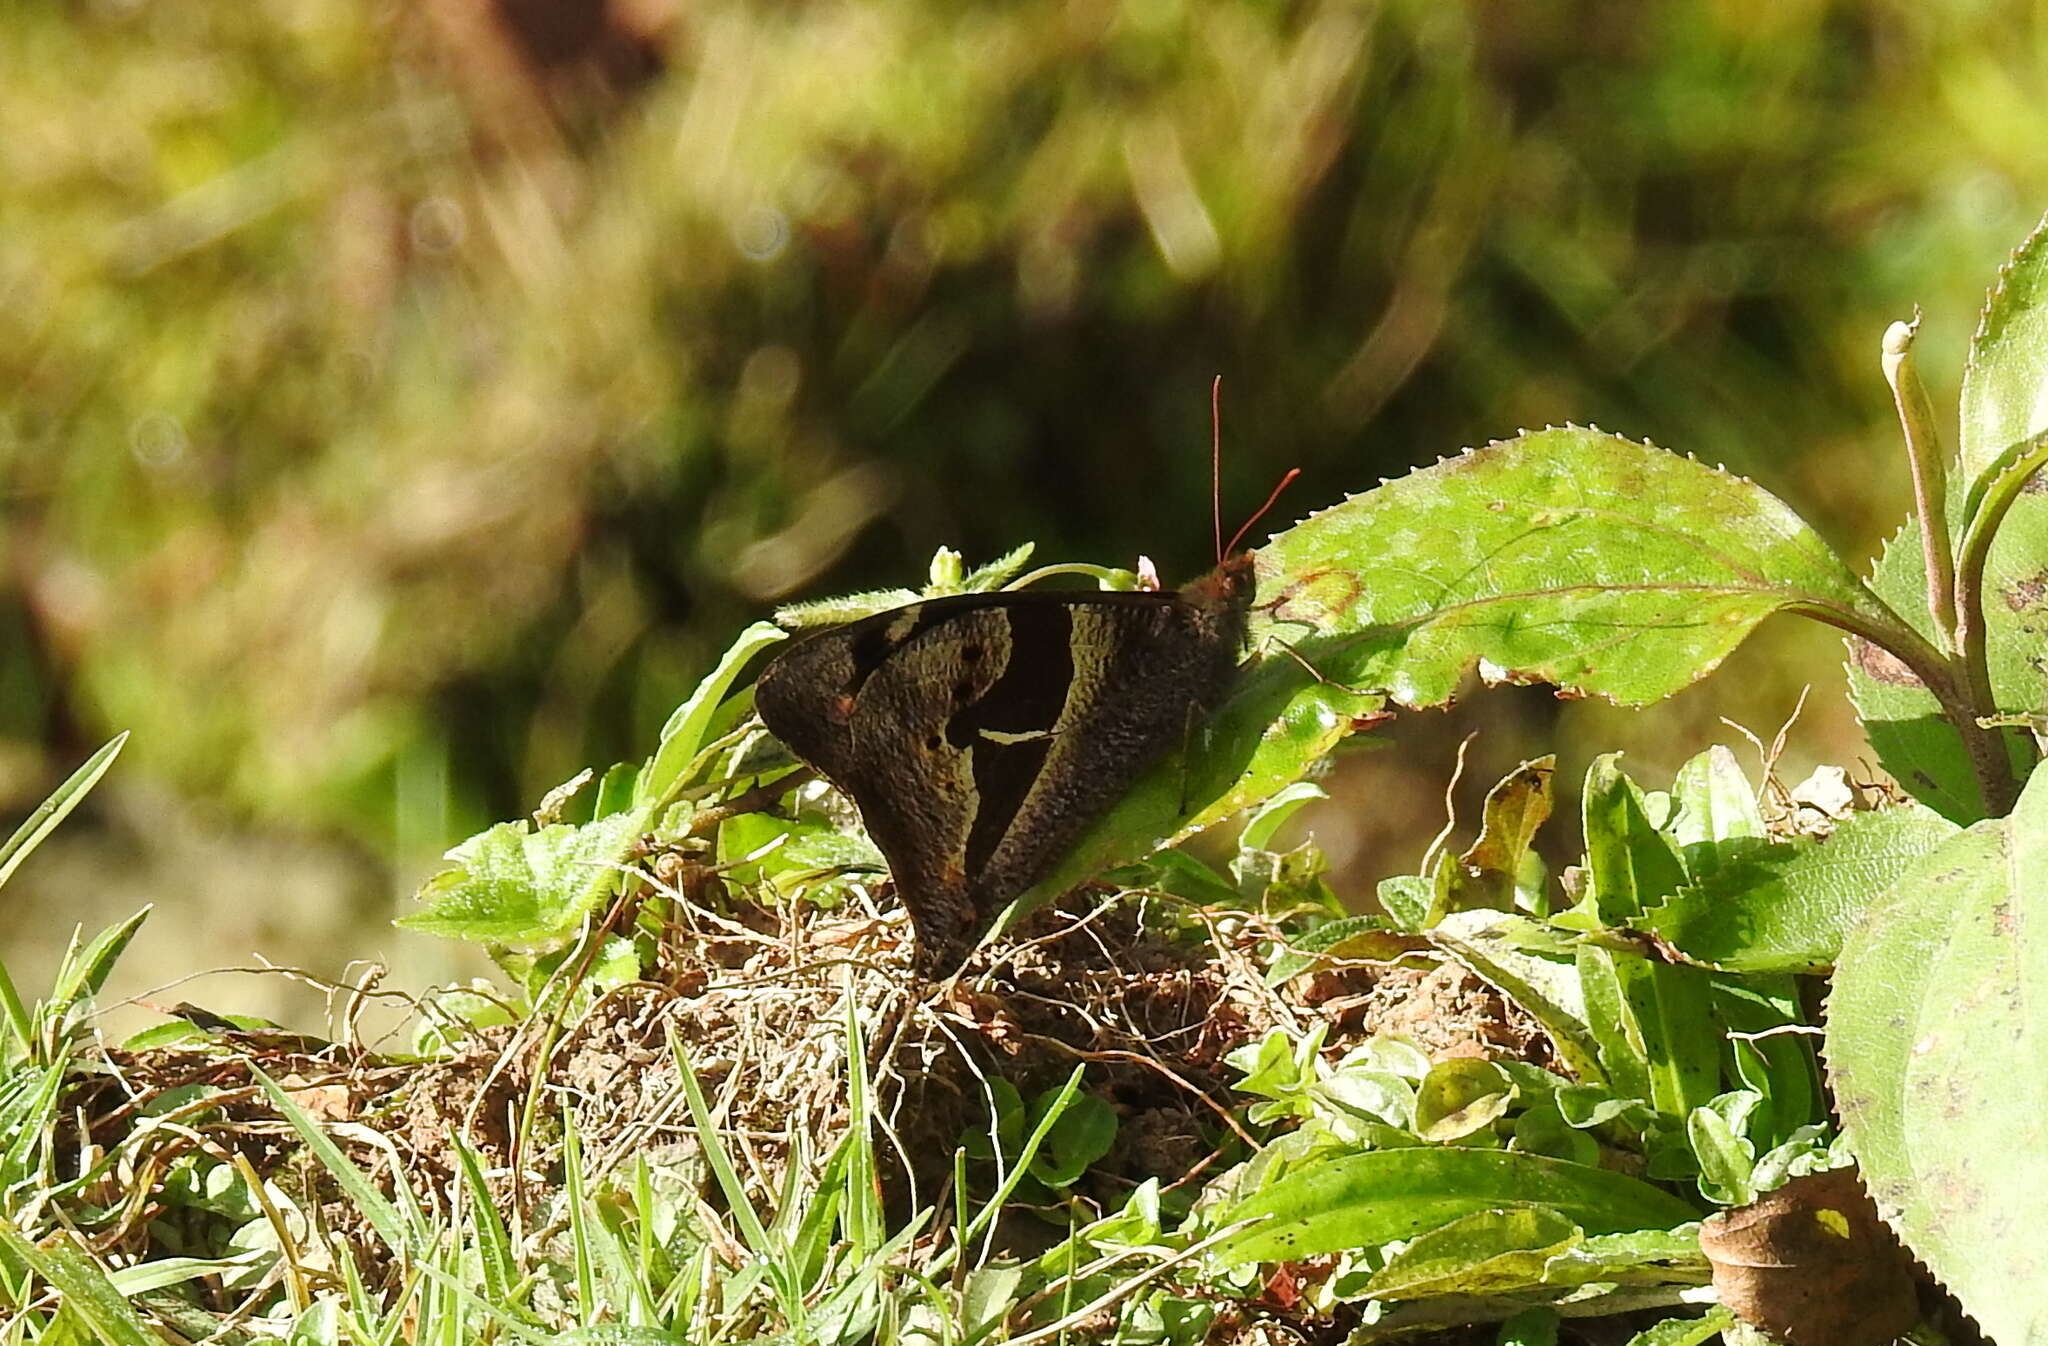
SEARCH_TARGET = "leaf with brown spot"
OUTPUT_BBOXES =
[1256,427,1909,710]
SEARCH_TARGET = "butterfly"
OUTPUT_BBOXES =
[753,553,1256,978]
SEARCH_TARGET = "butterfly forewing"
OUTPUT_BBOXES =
[755,556,1253,976]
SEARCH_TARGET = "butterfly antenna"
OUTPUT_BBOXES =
[1211,375,1225,565]
[1224,466,1301,558]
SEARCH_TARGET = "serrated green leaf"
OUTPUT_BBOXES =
[1827,763,2048,1345]
[1214,1148,1700,1264]
[1639,803,1960,973]
[1961,210,2048,481]
[1360,1206,1582,1300]
[1849,218,2048,823]
[1850,518,2036,823]
[400,805,654,944]
[1254,427,1904,709]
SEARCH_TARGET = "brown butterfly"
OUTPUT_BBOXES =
[755,555,1254,977]
[755,387,1290,977]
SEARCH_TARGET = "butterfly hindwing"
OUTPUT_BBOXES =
[755,556,1253,975]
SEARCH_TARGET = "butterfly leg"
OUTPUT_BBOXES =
[1259,632,1384,699]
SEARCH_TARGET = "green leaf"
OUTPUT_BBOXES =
[1413,1059,1514,1143]
[1666,745,1765,870]
[1510,1106,1598,1166]
[638,621,787,808]
[0,734,128,1059]
[0,734,126,891]
[1017,655,1381,923]
[1620,1308,1738,1346]
[1709,977,1822,1151]
[1961,210,2048,481]
[1827,763,2048,1346]
[1213,1148,1701,1263]
[1579,755,1686,926]
[1576,946,1651,1104]
[1849,509,2037,823]
[1430,911,1604,1084]
[1360,1206,1582,1300]
[1686,1100,1756,1206]
[1544,1225,1709,1287]
[1028,1091,1116,1189]
[46,908,150,1019]
[961,541,1036,591]
[1578,947,1719,1119]
[1446,757,1555,914]
[1240,780,1329,852]
[1254,427,1904,709]
[1639,804,1960,973]
[400,805,655,945]
[1266,914,1414,985]
[248,1065,421,1259]
[1378,872,1437,933]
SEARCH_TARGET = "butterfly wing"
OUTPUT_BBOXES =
[756,558,1252,975]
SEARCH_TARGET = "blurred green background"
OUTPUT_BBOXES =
[5,0,2045,1029]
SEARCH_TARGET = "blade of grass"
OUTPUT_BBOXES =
[0,1220,158,1346]
[668,1028,804,1325]
[250,1064,422,1259]
[450,1133,517,1311]
[561,1098,599,1326]
[0,735,128,1056]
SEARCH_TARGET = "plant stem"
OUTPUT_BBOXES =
[1946,427,2048,810]
[1795,600,2019,815]
[1882,316,1957,645]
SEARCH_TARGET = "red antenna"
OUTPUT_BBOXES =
[1212,373,1299,559]
[1211,375,1225,564]
[1225,466,1300,559]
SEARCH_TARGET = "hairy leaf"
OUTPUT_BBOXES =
[1640,804,1960,973]
[1826,765,2048,1345]
[1254,427,1902,708]
[401,806,654,944]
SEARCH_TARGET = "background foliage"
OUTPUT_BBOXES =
[6,0,2048,1014]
